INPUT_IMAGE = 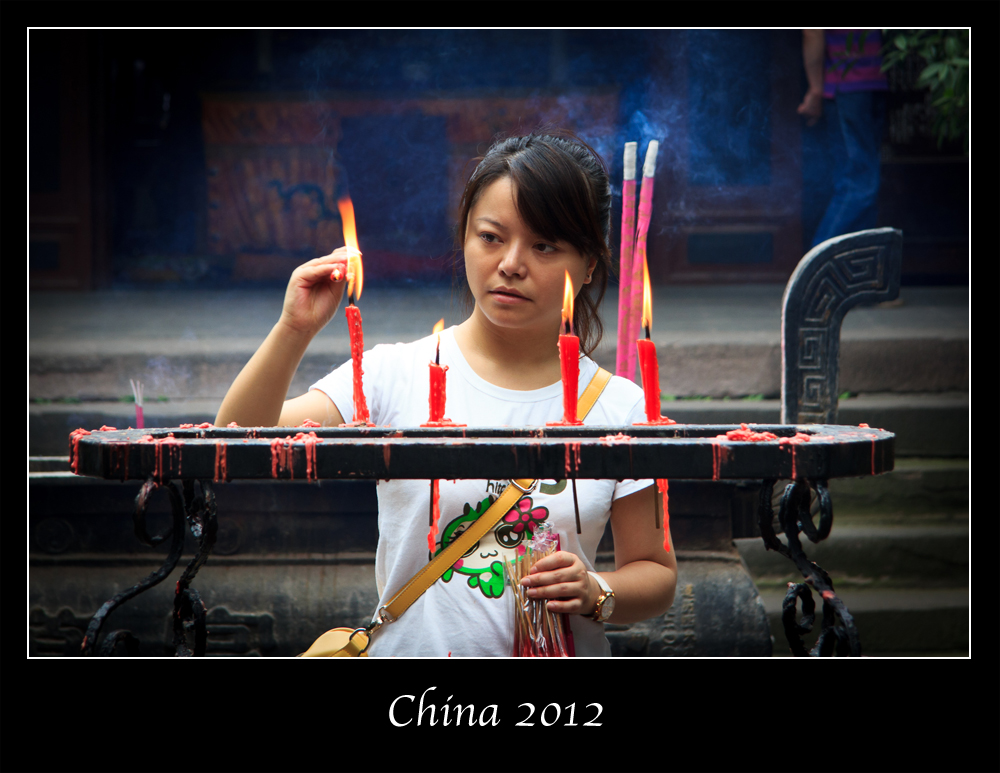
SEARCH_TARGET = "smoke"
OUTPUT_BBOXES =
[258,31,802,282]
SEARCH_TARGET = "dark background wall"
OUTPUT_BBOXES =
[28,29,968,291]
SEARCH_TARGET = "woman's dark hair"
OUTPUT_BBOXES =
[454,130,614,357]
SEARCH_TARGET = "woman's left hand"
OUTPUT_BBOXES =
[520,551,598,616]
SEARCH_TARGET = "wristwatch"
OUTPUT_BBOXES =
[587,571,615,623]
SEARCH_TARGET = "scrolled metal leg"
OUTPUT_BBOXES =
[757,478,861,657]
[781,583,815,657]
[173,480,218,657]
[82,478,186,656]
[797,479,833,543]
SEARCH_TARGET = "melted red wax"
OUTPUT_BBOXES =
[778,433,811,480]
[427,480,441,553]
[300,419,322,428]
[657,478,671,553]
[725,423,778,442]
[271,436,293,479]
[69,428,92,474]
[215,442,228,483]
[227,422,240,428]
[821,590,835,601]
[109,441,130,481]
[564,441,582,479]
[296,431,321,480]
[141,433,183,482]
[270,432,322,480]
[383,442,391,472]
[345,304,370,424]
[179,422,214,430]
[711,439,730,481]
[600,433,632,444]
[98,426,117,432]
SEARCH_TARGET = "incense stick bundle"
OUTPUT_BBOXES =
[626,141,659,382]
[616,142,638,379]
[503,526,570,657]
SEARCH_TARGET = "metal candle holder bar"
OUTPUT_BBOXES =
[68,423,893,657]
[71,424,893,482]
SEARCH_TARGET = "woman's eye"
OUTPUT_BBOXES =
[535,243,556,254]
[479,232,498,244]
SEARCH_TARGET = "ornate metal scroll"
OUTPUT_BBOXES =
[781,228,903,425]
[82,479,186,656]
[758,478,860,656]
[174,480,218,656]
[81,477,218,657]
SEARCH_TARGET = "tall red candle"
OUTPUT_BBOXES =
[345,303,369,424]
[633,257,676,427]
[637,338,660,422]
[559,334,581,424]
[548,271,582,426]
[339,195,369,425]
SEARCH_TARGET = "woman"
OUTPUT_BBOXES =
[216,131,677,656]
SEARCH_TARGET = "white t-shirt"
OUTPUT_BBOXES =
[309,325,653,657]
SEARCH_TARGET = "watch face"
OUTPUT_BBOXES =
[600,596,615,620]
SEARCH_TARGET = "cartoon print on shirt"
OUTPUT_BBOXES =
[437,493,550,599]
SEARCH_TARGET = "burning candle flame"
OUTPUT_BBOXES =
[433,318,444,363]
[641,257,652,337]
[562,270,575,334]
[338,195,363,301]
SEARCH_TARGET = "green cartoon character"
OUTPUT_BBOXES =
[437,493,550,599]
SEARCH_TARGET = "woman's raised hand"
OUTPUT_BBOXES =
[278,248,353,338]
[519,550,599,616]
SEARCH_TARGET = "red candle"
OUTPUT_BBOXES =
[429,361,447,422]
[548,271,583,426]
[637,337,660,422]
[429,319,447,422]
[345,303,369,425]
[339,195,370,425]
[422,319,465,428]
[633,257,676,427]
[559,334,581,424]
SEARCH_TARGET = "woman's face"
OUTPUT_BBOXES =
[463,176,596,338]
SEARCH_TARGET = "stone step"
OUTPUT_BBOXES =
[738,516,968,656]
[757,587,968,656]
[735,518,969,585]
[28,286,968,402]
[28,336,968,402]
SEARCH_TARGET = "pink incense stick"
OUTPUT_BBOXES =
[130,379,144,429]
[627,141,659,383]
[616,142,638,379]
